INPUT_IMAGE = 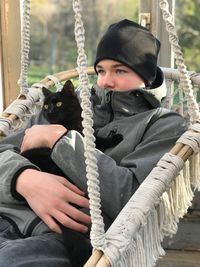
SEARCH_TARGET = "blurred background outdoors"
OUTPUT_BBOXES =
[28,0,200,86]
[28,0,138,85]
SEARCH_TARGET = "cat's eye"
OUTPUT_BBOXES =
[43,104,48,109]
[56,101,63,107]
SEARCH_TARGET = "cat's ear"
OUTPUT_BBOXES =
[61,80,75,96]
[42,87,51,97]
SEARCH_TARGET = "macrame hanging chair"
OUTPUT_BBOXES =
[0,0,200,267]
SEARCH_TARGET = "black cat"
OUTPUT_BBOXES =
[22,80,123,174]
[42,80,83,134]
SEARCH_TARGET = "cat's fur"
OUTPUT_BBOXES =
[42,80,83,133]
[21,80,122,266]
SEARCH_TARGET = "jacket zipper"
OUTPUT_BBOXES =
[106,91,114,122]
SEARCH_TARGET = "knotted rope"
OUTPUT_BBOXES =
[17,0,31,95]
[72,0,106,250]
[159,0,200,123]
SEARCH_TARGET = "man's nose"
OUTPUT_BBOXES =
[102,73,115,88]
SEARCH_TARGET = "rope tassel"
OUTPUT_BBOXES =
[95,153,194,267]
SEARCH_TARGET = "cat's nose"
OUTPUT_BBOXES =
[49,106,54,112]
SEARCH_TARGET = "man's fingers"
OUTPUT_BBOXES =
[56,176,89,205]
[62,178,86,196]
[59,202,91,224]
[42,214,62,234]
[53,209,90,233]
[65,189,90,209]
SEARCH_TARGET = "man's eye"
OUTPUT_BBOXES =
[56,101,63,107]
[43,104,48,109]
[116,69,126,74]
[96,69,105,75]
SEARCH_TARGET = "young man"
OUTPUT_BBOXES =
[0,19,186,266]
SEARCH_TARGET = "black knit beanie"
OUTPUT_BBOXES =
[94,19,161,85]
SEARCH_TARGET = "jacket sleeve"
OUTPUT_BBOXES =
[0,113,47,204]
[51,112,187,224]
[0,150,39,204]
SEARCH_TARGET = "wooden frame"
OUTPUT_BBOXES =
[139,0,175,68]
[0,0,21,111]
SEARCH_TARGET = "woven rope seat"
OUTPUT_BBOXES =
[1,0,200,266]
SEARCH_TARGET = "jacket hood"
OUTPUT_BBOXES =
[145,66,167,102]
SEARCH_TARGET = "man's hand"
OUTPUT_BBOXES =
[16,169,91,234]
[21,124,67,152]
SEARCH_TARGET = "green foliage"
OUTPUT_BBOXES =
[29,0,200,82]
[28,0,139,83]
[28,65,53,86]
[28,64,97,90]
[176,0,200,72]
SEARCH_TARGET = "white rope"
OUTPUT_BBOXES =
[17,0,31,95]
[0,86,44,136]
[31,83,49,90]
[72,0,106,249]
[190,153,200,190]
[162,67,200,86]
[3,86,44,119]
[46,75,63,92]
[176,123,200,153]
[159,0,200,123]
[3,97,33,116]
[102,152,194,267]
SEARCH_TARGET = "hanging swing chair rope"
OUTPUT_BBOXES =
[159,0,200,122]
[0,0,32,137]
[17,0,31,95]
[72,0,106,249]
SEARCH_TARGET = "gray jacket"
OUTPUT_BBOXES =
[0,70,187,235]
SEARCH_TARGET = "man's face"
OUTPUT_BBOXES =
[96,59,145,91]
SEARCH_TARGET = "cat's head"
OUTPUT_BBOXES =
[42,80,81,124]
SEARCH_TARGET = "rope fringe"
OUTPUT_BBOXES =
[95,151,197,267]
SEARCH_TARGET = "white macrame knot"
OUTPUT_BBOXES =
[177,123,200,153]
[46,75,63,92]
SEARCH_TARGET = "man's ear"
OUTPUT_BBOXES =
[61,80,76,96]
